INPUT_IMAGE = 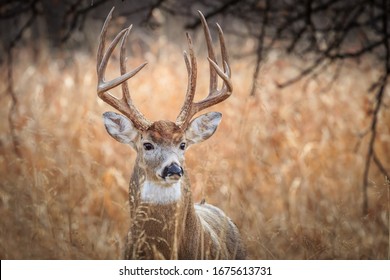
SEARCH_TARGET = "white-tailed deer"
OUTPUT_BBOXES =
[96,8,246,259]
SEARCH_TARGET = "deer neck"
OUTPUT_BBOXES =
[127,162,201,259]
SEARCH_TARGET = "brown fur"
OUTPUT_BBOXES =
[124,121,246,260]
[98,9,244,260]
[147,121,183,145]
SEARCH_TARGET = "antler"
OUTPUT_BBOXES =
[175,11,233,129]
[97,7,151,131]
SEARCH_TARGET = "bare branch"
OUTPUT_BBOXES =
[250,0,269,96]
[362,0,389,215]
[6,47,21,158]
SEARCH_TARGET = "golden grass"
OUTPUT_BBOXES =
[0,38,389,259]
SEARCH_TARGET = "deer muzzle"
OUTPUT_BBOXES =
[162,163,183,180]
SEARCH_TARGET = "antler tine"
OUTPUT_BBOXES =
[198,11,218,93]
[175,11,233,129]
[97,7,113,75]
[97,7,151,131]
[176,33,197,127]
[119,26,151,130]
[216,23,230,74]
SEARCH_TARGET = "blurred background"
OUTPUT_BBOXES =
[0,0,389,259]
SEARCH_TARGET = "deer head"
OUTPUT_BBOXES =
[97,8,232,204]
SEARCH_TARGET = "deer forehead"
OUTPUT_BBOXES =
[143,120,184,145]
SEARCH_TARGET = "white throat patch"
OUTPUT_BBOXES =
[140,180,181,205]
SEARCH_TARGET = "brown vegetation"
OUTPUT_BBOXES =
[0,36,389,259]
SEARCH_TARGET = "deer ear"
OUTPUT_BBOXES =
[102,111,139,146]
[185,112,222,145]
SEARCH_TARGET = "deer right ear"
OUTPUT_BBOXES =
[102,111,139,146]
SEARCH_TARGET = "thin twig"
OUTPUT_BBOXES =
[185,0,240,29]
[250,0,269,96]
[362,0,389,215]
[373,151,390,180]
[362,75,387,215]
[6,48,21,158]
[61,0,106,42]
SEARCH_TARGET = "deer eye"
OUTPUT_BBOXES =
[143,142,154,151]
[179,142,186,150]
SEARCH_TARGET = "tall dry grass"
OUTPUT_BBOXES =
[0,35,389,259]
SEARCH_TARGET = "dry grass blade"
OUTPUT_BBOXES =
[0,13,389,260]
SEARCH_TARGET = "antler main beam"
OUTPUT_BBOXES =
[175,11,233,129]
[97,7,151,131]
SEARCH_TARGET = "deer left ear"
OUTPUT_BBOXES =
[185,112,222,145]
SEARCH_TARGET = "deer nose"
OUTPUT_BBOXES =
[162,163,183,179]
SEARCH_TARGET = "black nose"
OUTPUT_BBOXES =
[162,163,183,179]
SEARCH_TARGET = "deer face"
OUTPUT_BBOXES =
[102,111,222,187]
